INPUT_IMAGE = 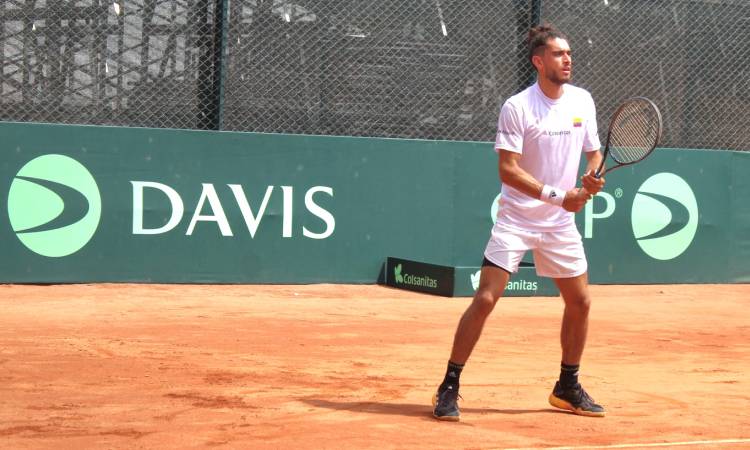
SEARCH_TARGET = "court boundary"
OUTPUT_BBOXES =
[503,437,750,450]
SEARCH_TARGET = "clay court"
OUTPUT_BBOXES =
[1,283,748,449]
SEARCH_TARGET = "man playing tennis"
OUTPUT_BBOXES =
[433,24,607,420]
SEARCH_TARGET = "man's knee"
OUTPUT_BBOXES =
[471,289,499,317]
[565,294,591,314]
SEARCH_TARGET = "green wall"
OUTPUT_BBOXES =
[1,122,747,284]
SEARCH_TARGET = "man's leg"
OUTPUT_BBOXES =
[556,272,590,365]
[548,272,605,417]
[450,265,510,364]
[433,264,509,421]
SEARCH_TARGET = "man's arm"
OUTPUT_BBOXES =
[498,149,591,213]
[498,149,544,199]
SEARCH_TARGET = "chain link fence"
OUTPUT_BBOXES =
[543,0,750,152]
[0,0,221,129]
[221,0,524,140]
[1,0,748,150]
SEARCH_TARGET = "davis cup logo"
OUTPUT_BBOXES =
[631,172,698,260]
[7,154,101,257]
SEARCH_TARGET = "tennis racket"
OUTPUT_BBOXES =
[595,97,662,177]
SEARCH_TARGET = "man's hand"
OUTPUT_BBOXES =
[581,170,605,195]
[562,187,592,213]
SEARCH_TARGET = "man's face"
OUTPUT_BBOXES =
[536,37,572,85]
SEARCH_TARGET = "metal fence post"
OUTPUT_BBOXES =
[199,0,229,130]
[516,0,543,93]
[214,0,230,130]
[531,0,542,28]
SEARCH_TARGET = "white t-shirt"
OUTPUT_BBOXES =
[494,82,600,231]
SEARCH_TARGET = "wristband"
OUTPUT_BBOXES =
[540,184,565,206]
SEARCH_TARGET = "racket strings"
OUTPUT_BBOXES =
[608,101,660,164]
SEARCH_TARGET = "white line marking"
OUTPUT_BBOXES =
[503,438,750,450]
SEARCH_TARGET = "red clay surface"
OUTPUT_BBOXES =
[1,283,749,449]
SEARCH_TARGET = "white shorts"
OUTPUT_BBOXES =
[483,222,587,278]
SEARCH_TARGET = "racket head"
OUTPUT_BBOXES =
[598,97,662,176]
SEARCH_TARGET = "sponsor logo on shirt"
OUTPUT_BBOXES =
[573,117,583,127]
[544,130,571,136]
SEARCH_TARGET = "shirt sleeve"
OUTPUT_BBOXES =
[583,96,601,152]
[494,101,524,154]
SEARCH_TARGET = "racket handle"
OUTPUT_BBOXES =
[594,159,606,179]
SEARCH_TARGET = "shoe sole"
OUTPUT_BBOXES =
[548,393,606,417]
[432,391,460,421]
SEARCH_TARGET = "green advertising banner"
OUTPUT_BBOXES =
[453,148,748,284]
[453,266,560,297]
[0,122,472,283]
[728,152,750,283]
[383,257,559,297]
[1,122,748,285]
[576,151,737,284]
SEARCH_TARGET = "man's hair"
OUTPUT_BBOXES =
[527,23,568,67]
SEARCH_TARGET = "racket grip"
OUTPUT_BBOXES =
[594,159,606,179]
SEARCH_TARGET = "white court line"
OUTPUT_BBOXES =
[503,438,750,450]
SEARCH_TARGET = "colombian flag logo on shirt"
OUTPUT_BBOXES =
[573,117,583,127]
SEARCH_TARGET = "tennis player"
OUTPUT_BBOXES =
[433,24,607,420]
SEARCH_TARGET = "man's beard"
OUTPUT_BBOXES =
[546,71,571,85]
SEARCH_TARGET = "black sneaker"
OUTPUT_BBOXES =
[432,384,460,421]
[549,381,606,417]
